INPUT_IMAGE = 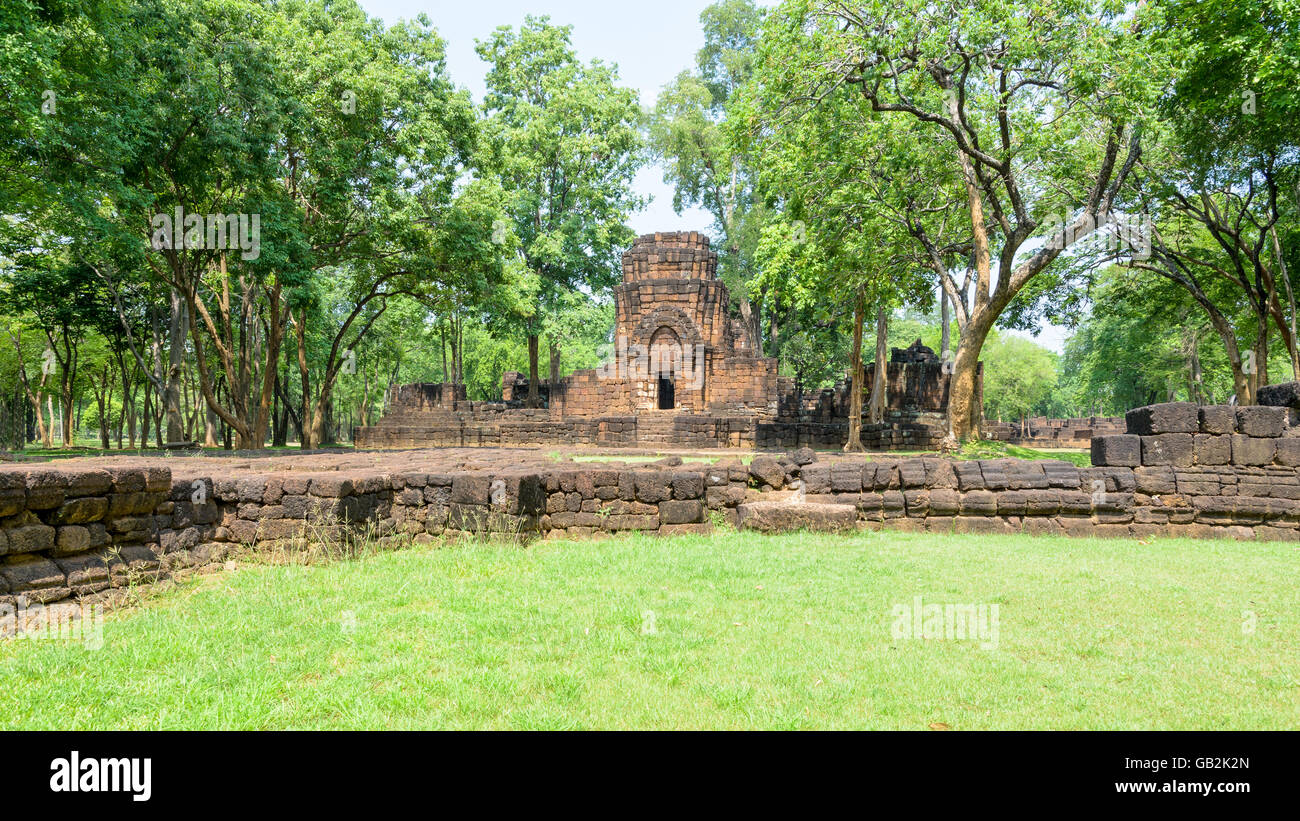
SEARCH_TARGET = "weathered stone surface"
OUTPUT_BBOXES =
[104,466,147,493]
[49,496,109,525]
[736,501,855,533]
[830,464,862,493]
[1,554,69,603]
[309,475,355,498]
[1091,435,1140,467]
[1235,405,1287,438]
[449,475,491,506]
[748,456,785,489]
[789,447,817,466]
[658,499,704,525]
[1276,438,1300,466]
[633,472,671,503]
[1134,466,1176,495]
[670,471,704,500]
[1140,433,1194,466]
[1126,402,1198,435]
[2,440,1299,612]
[1198,405,1237,435]
[960,490,998,515]
[1193,434,1231,466]
[3,522,55,555]
[1257,381,1300,408]
[1231,435,1276,466]
[800,463,830,494]
[24,470,68,509]
[953,461,985,490]
[53,553,110,596]
[52,525,91,556]
[0,472,25,513]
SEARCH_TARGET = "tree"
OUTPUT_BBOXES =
[0,255,111,446]
[739,52,941,450]
[748,0,1152,439]
[1120,0,1300,403]
[979,333,1058,430]
[649,0,769,348]
[476,16,644,406]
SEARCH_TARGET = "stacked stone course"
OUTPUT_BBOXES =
[10,392,1300,626]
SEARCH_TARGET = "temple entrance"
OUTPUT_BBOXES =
[658,377,675,409]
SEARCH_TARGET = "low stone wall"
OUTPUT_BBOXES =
[356,412,948,451]
[8,397,1300,627]
[9,408,1300,624]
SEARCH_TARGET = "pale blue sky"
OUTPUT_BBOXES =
[355,1,1067,352]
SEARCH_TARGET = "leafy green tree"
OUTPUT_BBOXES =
[740,57,940,448]
[0,254,112,446]
[979,334,1058,428]
[1060,267,1245,414]
[476,16,644,406]
[745,0,1154,440]
[649,0,769,347]
[1120,0,1300,403]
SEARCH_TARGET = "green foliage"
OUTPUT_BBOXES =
[1057,268,1250,414]
[980,335,1060,424]
[648,0,768,329]
[477,16,644,319]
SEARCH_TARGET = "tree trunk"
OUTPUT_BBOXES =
[165,288,188,443]
[844,286,866,452]
[297,307,312,449]
[251,281,283,448]
[867,305,888,424]
[527,334,540,407]
[95,364,110,449]
[948,310,995,440]
[548,339,560,397]
[141,383,151,449]
[940,290,951,358]
[61,387,73,447]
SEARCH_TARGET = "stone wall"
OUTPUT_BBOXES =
[10,397,1300,626]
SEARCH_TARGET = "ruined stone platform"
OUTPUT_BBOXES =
[4,398,1300,625]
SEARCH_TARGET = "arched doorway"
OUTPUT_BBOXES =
[649,326,681,410]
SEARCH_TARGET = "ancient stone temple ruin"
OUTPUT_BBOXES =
[358,231,1024,451]
[549,232,783,416]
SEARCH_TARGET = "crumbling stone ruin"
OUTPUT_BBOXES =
[354,231,1135,451]
[358,232,967,450]
[8,392,1300,629]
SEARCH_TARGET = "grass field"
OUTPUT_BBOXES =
[2,529,1295,730]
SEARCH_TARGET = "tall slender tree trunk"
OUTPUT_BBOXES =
[296,307,312,449]
[527,334,540,407]
[548,339,560,398]
[844,286,866,452]
[940,290,951,359]
[165,289,188,443]
[440,320,448,385]
[867,306,888,424]
[141,383,151,448]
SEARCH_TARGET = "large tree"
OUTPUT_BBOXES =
[747,0,1152,439]
[649,0,770,349]
[1121,0,1300,403]
[476,16,644,406]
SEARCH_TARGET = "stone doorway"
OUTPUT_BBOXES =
[658,377,675,409]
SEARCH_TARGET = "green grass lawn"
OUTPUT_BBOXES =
[2,530,1295,730]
